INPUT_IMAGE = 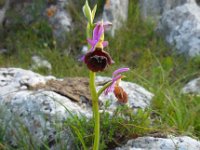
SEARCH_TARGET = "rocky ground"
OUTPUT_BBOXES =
[0,68,199,149]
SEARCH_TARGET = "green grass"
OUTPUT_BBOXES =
[0,0,200,149]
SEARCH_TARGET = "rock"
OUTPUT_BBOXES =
[103,0,129,36]
[139,0,196,22]
[157,3,200,57]
[0,68,153,148]
[0,0,9,26]
[3,0,72,48]
[182,77,200,94]
[115,136,200,150]
[4,0,46,26]
[46,2,72,46]
[34,77,91,103]
[31,55,52,72]
[0,48,8,54]
[0,68,55,95]
[0,68,92,148]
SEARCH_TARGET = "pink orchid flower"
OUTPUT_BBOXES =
[104,67,130,95]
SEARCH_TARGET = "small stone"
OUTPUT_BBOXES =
[31,55,52,71]
[81,45,89,54]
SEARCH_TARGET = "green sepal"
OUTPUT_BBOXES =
[91,4,97,23]
[82,0,92,24]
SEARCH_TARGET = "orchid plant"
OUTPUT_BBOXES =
[82,1,130,150]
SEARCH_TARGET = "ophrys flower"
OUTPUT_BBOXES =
[104,68,130,103]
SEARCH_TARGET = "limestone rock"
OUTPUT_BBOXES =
[47,2,72,46]
[157,3,200,57]
[116,136,200,150]
[2,0,72,48]
[0,68,153,148]
[0,68,92,148]
[0,68,55,96]
[31,55,52,72]
[103,0,129,36]
[182,77,200,94]
[0,0,9,26]
[4,0,45,26]
[139,0,196,22]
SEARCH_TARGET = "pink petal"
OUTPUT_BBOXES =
[78,55,85,62]
[112,74,122,83]
[103,21,112,28]
[93,23,104,41]
[112,68,130,78]
[104,81,116,95]
[102,41,108,47]
[104,74,122,95]
[87,39,96,46]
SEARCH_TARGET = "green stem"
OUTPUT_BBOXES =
[89,71,100,150]
[97,81,113,97]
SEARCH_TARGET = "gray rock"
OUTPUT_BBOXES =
[139,0,196,22]
[0,48,8,54]
[4,0,46,26]
[0,68,55,96]
[103,0,129,36]
[47,2,72,46]
[31,55,52,72]
[0,91,90,148]
[182,77,200,94]
[116,136,200,150]
[0,68,153,148]
[157,3,200,57]
[3,0,72,48]
[0,0,9,26]
[0,68,91,148]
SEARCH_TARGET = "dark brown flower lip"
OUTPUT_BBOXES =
[84,48,113,72]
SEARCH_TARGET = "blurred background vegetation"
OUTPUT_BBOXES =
[0,0,200,149]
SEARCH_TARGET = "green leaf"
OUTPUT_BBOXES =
[82,0,92,24]
[70,125,88,150]
[91,4,97,22]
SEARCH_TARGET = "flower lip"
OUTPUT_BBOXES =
[114,86,128,103]
[84,47,113,72]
